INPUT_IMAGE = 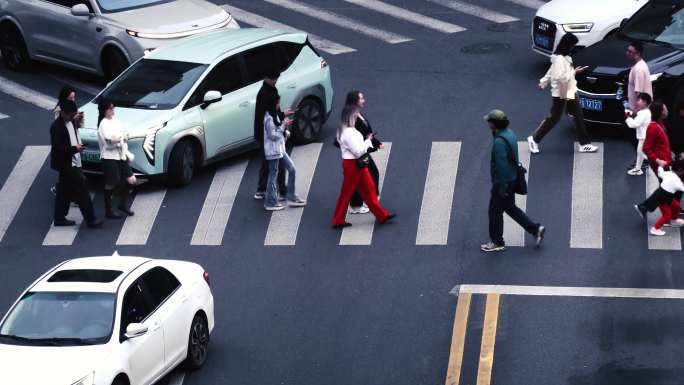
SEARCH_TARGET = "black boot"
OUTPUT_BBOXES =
[104,189,122,219]
[118,185,135,216]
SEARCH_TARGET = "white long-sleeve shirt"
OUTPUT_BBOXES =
[539,54,577,99]
[97,117,125,160]
[625,108,652,140]
[658,166,684,194]
[339,126,372,160]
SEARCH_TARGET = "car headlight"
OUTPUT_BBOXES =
[71,371,94,385]
[650,72,663,82]
[142,122,166,165]
[562,23,593,33]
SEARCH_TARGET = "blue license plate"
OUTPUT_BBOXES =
[534,34,551,49]
[579,97,602,111]
[82,150,100,163]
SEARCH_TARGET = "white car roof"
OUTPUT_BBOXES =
[30,256,151,294]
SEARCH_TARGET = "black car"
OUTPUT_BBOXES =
[575,0,684,126]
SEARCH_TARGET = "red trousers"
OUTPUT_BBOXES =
[332,160,389,225]
[655,199,681,229]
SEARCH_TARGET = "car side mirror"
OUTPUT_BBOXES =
[201,90,222,109]
[619,18,628,29]
[124,323,148,339]
[71,4,91,17]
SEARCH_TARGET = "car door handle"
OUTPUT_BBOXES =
[152,322,161,332]
[239,101,249,108]
[287,83,297,89]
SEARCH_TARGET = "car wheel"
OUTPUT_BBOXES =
[185,314,209,370]
[102,47,129,81]
[168,140,196,187]
[293,98,324,144]
[0,24,30,71]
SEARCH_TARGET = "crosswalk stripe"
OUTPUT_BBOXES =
[191,160,249,246]
[0,75,56,111]
[570,142,603,249]
[646,168,681,250]
[339,143,392,245]
[0,146,50,242]
[505,0,545,10]
[416,142,460,245]
[343,0,466,33]
[502,142,530,247]
[222,4,355,55]
[116,188,167,245]
[43,193,94,246]
[265,143,323,246]
[263,0,412,44]
[426,0,519,23]
[0,113,8,120]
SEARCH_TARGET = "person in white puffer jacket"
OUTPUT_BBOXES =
[526,33,598,155]
[97,100,136,219]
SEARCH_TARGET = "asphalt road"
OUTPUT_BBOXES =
[2,1,684,384]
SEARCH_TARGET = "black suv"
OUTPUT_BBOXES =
[575,0,684,126]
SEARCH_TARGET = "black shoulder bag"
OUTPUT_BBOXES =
[496,136,528,195]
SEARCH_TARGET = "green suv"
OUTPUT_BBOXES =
[78,28,333,185]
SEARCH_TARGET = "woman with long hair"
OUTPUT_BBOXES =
[344,90,382,214]
[527,33,598,154]
[332,106,394,229]
[97,99,136,219]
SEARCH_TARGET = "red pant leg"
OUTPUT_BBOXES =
[356,167,389,221]
[655,203,672,229]
[670,199,681,220]
[332,160,362,225]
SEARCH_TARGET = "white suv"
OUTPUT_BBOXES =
[532,0,648,55]
[0,0,239,80]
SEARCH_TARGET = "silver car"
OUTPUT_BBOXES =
[0,0,239,80]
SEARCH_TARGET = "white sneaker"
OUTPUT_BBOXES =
[527,136,540,154]
[578,144,598,153]
[265,204,285,211]
[350,206,370,214]
[650,227,666,236]
[665,218,684,228]
[627,168,644,176]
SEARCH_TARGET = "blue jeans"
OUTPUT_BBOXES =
[265,153,297,207]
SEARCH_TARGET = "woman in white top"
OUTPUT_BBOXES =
[97,100,136,219]
[527,33,598,154]
[331,106,394,229]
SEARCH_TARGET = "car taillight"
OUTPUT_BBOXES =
[203,271,210,286]
[321,58,328,68]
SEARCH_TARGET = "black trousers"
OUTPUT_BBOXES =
[533,96,591,145]
[643,187,682,212]
[350,155,379,208]
[488,184,539,245]
[257,144,292,195]
[54,167,95,222]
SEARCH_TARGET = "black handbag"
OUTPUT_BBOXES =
[356,152,371,169]
[497,136,528,195]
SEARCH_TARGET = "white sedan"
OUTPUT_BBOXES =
[0,254,214,385]
[532,0,648,55]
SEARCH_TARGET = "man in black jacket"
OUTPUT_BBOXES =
[50,100,102,228]
[253,71,293,200]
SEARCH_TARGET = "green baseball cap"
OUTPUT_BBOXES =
[483,109,508,122]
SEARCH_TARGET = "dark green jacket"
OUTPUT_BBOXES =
[490,128,518,193]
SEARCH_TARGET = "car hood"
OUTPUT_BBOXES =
[573,35,684,77]
[537,0,645,24]
[102,0,229,35]
[0,343,111,384]
[80,103,176,139]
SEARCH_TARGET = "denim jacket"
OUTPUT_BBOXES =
[263,112,285,160]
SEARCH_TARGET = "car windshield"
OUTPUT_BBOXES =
[97,59,207,110]
[621,2,684,47]
[0,292,115,346]
[96,0,171,13]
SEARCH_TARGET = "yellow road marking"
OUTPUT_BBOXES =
[444,293,472,385]
[476,294,500,385]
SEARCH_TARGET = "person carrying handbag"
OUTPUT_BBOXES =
[481,110,545,252]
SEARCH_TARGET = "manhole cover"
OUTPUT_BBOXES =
[487,21,531,33]
[460,43,511,54]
